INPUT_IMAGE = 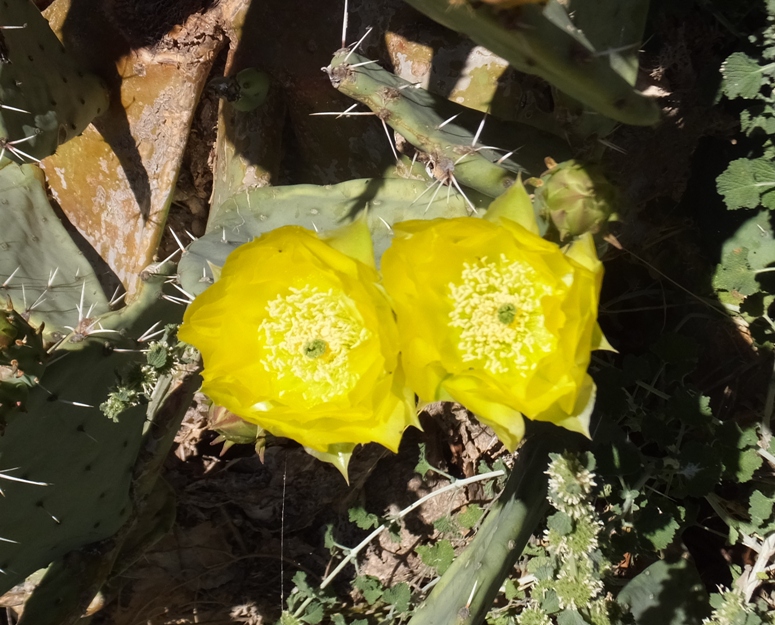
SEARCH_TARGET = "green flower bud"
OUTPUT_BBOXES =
[533,159,618,240]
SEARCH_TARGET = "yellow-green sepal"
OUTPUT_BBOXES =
[322,218,376,269]
[304,443,356,483]
[484,177,540,235]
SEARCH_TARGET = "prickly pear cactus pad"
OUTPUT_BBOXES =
[400,0,659,126]
[0,0,108,164]
[0,344,146,594]
[0,163,109,343]
[0,270,185,595]
[325,51,571,198]
[178,177,487,297]
[39,0,222,298]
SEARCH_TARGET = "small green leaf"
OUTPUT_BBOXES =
[718,422,765,482]
[741,105,775,135]
[504,578,521,601]
[735,448,764,483]
[300,603,324,625]
[383,582,411,613]
[557,609,588,625]
[666,389,710,428]
[146,342,169,369]
[416,539,454,575]
[547,511,574,537]
[457,504,484,529]
[713,245,758,301]
[527,555,556,581]
[540,589,561,615]
[414,442,434,477]
[721,52,771,100]
[349,506,380,530]
[717,158,775,211]
[292,571,314,597]
[636,503,684,550]
[323,524,336,550]
[737,424,761,449]
[433,515,458,535]
[749,490,774,525]
[354,575,383,605]
[617,559,710,625]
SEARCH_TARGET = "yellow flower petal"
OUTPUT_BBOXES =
[382,215,608,448]
[441,374,526,451]
[180,225,419,462]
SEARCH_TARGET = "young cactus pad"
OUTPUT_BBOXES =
[400,0,659,127]
[178,176,487,296]
[0,0,108,164]
[325,51,571,199]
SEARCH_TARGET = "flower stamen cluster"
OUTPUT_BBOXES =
[260,285,370,402]
[448,253,553,375]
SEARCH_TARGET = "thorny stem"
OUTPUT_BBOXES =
[291,469,505,618]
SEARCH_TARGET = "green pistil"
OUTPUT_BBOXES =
[303,339,327,359]
[497,303,517,325]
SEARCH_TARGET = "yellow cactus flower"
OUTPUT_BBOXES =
[179,223,418,461]
[381,181,610,450]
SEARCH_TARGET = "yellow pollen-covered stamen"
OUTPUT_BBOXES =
[448,254,555,374]
[259,285,370,401]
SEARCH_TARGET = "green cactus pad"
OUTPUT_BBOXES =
[0,346,146,594]
[0,164,110,344]
[179,176,488,296]
[0,0,108,164]
[400,0,659,127]
[325,51,570,199]
[407,423,580,625]
[0,270,185,595]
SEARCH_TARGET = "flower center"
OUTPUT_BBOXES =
[497,303,517,325]
[303,339,328,359]
[448,254,554,374]
[259,285,370,401]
